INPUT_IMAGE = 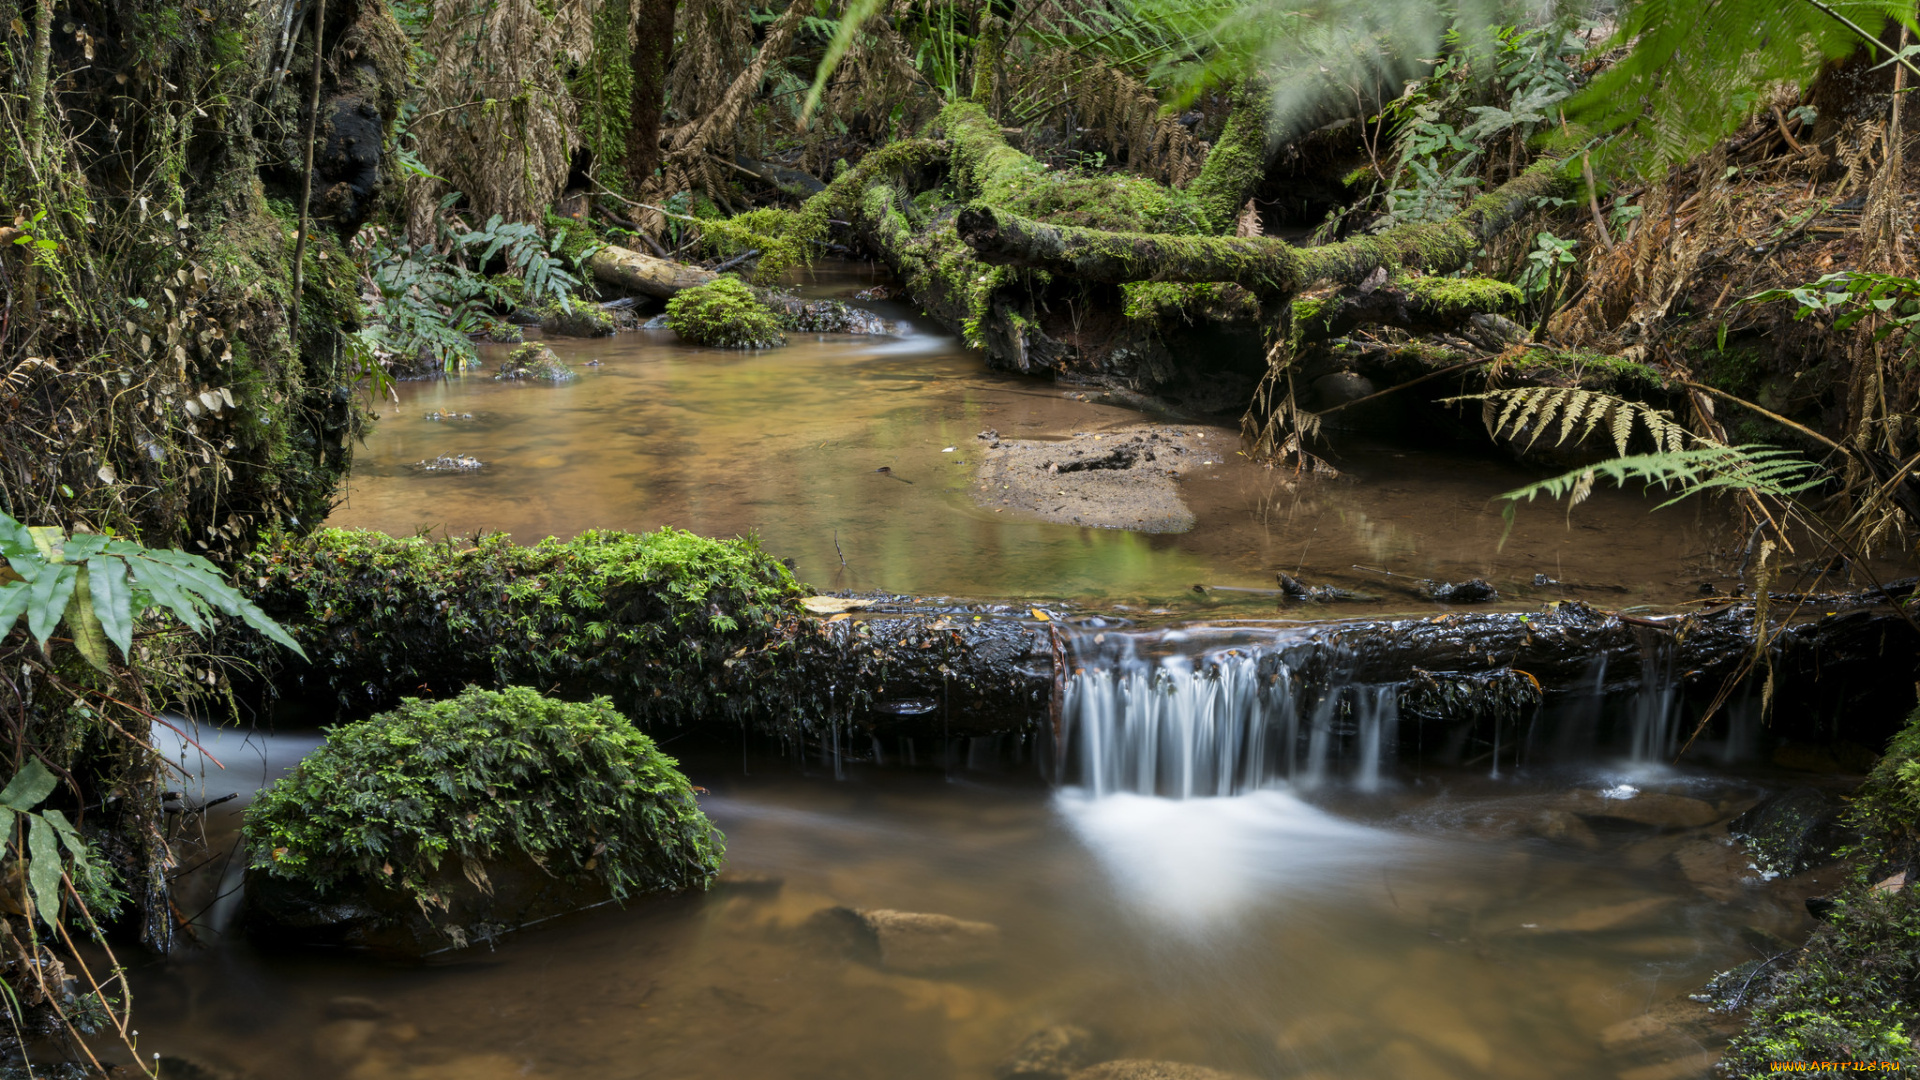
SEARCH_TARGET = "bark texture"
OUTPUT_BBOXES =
[626,0,678,187]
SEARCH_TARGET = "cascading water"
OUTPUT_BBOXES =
[1061,631,1399,796]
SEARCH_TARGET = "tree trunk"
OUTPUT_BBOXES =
[626,0,679,188]
[1185,80,1273,235]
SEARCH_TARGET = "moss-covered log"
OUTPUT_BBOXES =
[1294,276,1525,342]
[1185,80,1274,236]
[953,157,1568,291]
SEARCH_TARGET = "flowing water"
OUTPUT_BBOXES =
[122,282,1849,1078]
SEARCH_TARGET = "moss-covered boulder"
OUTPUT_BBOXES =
[538,298,616,338]
[242,686,722,950]
[666,277,787,349]
[493,342,577,382]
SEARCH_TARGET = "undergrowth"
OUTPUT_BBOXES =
[666,277,787,349]
[245,686,723,916]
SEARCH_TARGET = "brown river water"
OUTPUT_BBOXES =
[122,277,1845,1079]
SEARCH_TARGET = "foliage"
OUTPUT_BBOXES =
[240,527,818,721]
[1516,231,1580,300]
[245,686,723,916]
[1493,443,1825,537]
[666,278,788,349]
[1746,271,1920,364]
[0,510,303,671]
[0,760,98,931]
[1566,0,1917,178]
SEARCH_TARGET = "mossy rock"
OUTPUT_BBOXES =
[666,277,787,349]
[539,298,615,338]
[242,686,723,951]
[494,342,577,382]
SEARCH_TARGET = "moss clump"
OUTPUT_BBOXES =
[241,527,816,722]
[245,686,722,918]
[495,342,577,382]
[666,277,787,349]
[538,298,615,337]
[1405,275,1523,315]
[1506,348,1664,388]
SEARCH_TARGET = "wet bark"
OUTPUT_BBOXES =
[587,243,719,297]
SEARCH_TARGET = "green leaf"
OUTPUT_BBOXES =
[64,568,112,673]
[0,511,34,561]
[27,814,62,929]
[0,581,31,640]
[25,562,77,648]
[86,554,133,659]
[39,810,87,861]
[0,760,57,813]
[127,559,208,633]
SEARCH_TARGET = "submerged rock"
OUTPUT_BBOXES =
[997,1024,1105,1080]
[1068,1061,1250,1080]
[1567,790,1721,828]
[538,299,616,338]
[809,905,1002,971]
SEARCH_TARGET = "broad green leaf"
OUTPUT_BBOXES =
[128,560,207,633]
[25,562,77,647]
[64,568,112,673]
[26,814,61,929]
[235,600,308,659]
[25,526,63,562]
[0,511,34,561]
[86,554,134,659]
[0,580,30,639]
[39,810,87,862]
[0,760,57,812]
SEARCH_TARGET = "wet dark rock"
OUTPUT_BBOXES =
[411,454,484,472]
[1309,370,1375,407]
[810,906,1002,971]
[1731,787,1854,876]
[539,301,616,338]
[1531,809,1601,849]
[786,299,892,335]
[997,1024,1105,1080]
[1423,578,1498,603]
[1276,572,1376,603]
[1067,1061,1250,1080]
[493,343,576,383]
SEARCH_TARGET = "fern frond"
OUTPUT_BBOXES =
[1447,388,1696,456]
[1494,445,1826,547]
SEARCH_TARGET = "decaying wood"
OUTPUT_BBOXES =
[586,244,718,298]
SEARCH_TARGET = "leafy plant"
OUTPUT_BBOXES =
[0,760,94,930]
[1447,386,1692,456]
[1745,270,1920,361]
[1516,230,1580,299]
[0,510,304,672]
[1493,444,1825,540]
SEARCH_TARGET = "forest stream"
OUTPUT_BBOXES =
[129,306,1848,1080]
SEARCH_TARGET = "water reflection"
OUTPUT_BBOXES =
[330,305,1714,609]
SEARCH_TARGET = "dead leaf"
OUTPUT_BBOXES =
[1030,608,1051,622]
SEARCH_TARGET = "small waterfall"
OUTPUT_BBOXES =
[1062,634,1395,797]
[1626,628,1681,762]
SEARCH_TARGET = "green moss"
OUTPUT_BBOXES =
[1405,275,1523,315]
[245,686,722,919]
[537,297,615,337]
[666,277,787,349]
[1186,85,1271,235]
[241,526,815,723]
[495,342,577,382]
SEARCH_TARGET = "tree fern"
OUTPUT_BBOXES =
[1445,387,1693,456]
[1565,0,1916,178]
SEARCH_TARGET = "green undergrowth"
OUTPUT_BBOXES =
[239,527,834,726]
[1504,348,1665,389]
[244,686,722,916]
[1714,706,1920,1074]
[666,277,787,349]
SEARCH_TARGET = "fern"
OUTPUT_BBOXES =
[1565,0,1916,178]
[1445,387,1692,456]
[1494,444,1826,544]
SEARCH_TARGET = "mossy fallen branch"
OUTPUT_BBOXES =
[954,157,1568,292]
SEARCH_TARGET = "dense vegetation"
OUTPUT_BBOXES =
[5,0,1920,1071]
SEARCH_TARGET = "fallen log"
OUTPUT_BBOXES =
[953,155,1567,291]
[235,529,1917,749]
[586,244,718,299]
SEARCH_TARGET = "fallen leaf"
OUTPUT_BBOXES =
[1030,608,1051,622]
